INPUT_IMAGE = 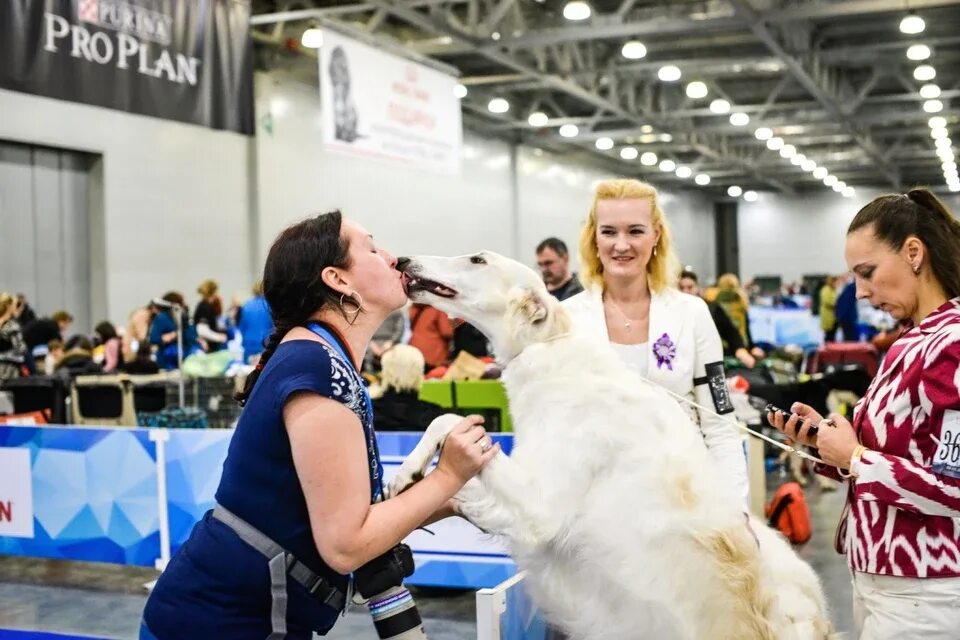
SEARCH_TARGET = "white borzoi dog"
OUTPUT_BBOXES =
[390,252,834,640]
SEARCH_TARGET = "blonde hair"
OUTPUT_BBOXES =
[718,273,749,307]
[0,293,13,317]
[380,345,426,393]
[578,179,679,293]
[197,279,219,299]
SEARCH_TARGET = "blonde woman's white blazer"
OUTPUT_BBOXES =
[562,285,750,504]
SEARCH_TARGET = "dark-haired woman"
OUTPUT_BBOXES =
[148,291,198,370]
[768,189,960,639]
[93,321,121,373]
[141,212,497,640]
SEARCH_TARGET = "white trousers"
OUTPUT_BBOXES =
[852,571,960,639]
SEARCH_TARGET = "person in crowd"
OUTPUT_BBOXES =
[148,292,198,370]
[564,179,749,504]
[23,309,73,354]
[44,339,64,375]
[364,308,406,373]
[15,294,36,327]
[453,321,490,359]
[819,276,840,342]
[408,303,454,371]
[0,293,26,383]
[835,277,859,341]
[194,279,229,353]
[715,274,751,343]
[237,281,273,364]
[93,321,122,373]
[768,189,960,638]
[679,269,756,368]
[123,301,158,363]
[141,211,496,639]
[536,237,583,301]
[372,345,448,431]
[55,336,102,376]
[123,342,160,375]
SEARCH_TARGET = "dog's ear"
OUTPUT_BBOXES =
[512,288,549,324]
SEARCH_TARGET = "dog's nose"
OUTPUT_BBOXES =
[396,257,411,272]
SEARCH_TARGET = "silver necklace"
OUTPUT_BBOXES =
[606,298,647,330]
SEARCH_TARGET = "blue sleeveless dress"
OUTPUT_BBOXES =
[142,325,382,639]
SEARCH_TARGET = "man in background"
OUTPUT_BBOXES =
[536,237,583,301]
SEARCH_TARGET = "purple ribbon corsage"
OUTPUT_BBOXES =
[653,332,676,370]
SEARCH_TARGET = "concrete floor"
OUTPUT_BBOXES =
[0,475,852,639]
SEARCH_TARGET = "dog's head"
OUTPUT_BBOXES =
[398,252,570,363]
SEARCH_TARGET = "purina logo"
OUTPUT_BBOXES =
[43,0,200,86]
[77,0,173,46]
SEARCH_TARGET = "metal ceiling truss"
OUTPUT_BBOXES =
[250,0,960,193]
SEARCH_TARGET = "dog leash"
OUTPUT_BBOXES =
[635,377,826,465]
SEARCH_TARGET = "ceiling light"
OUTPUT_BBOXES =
[754,127,773,140]
[659,159,676,172]
[932,127,949,139]
[563,1,591,20]
[779,144,797,158]
[638,134,657,144]
[527,111,548,127]
[842,186,855,197]
[813,167,828,179]
[559,124,579,138]
[790,154,806,166]
[824,175,838,187]
[907,44,931,61]
[491,31,501,40]
[709,98,731,114]
[801,159,817,172]
[935,137,953,149]
[743,190,758,202]
[920,84,941,99]
[924,99,944,113]
[767,136,784,151]
[832,182,844,192]
[937,147,955,161]
[640,151,658,166]
[950,183,960,192]
[695,173,711,185]
[453,84,468,99]
[914,65,936,81]
[301,28,323,48]
[487,98,509,113]
[686,81,708,99]
[900,13,925,34]
[675,166,692,178]
[729,112,750,126]
[595,137,614,150]
[620,147,639,160]
[660,133,673,142]
[641,124,654,133]
[727,185,742,197]
[944,161,958,172]
[658,65,682,82]
[621,40,647,59]
[929,116,947,129]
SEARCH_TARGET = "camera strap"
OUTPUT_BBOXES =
[212,504,346,638]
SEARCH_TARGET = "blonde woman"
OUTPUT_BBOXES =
[564,179,749,503]
[0,293,26,382]
[372,344,447,430]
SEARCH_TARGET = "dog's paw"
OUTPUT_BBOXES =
[386,466,426,499]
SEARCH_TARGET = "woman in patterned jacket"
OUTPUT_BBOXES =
[769,189,960,639]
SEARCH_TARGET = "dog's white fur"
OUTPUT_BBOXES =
[391,252,834,640]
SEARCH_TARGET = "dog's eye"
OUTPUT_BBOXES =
[470,255,486,265]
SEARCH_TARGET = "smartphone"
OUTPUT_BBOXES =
[764,403,819,437]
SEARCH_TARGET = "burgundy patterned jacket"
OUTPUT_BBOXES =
[827,298,960,577]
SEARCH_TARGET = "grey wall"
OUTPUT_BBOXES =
[738,190,960,283]
[0,87,254,327]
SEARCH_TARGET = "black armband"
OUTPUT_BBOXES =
[693,361,734,415]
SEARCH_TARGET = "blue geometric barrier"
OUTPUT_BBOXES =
[0,425,516,588]
[0,425,160,566]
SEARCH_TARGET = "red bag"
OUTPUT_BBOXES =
[0,410,49,425]
[765,481,812,544]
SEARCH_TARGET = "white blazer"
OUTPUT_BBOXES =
[563,285,750,504]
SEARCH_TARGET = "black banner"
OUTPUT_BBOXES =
[0,0,254,134]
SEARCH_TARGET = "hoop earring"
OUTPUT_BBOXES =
[339,292,364,324]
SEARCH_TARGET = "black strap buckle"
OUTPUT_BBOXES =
[286,554,346,610]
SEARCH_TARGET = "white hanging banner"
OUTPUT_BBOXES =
[319,29,462,174]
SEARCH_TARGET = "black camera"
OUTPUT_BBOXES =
[355,544,425,639]
[354,543,416,599]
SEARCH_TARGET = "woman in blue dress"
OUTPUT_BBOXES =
[141,211,499,639]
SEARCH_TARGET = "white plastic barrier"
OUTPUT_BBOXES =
[477,572,561,640]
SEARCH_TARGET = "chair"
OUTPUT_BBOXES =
[0,375,69,424]
[71,375,137,426]
[418,380,454,408]
[453,380,513,432]
[128,373,174,415]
